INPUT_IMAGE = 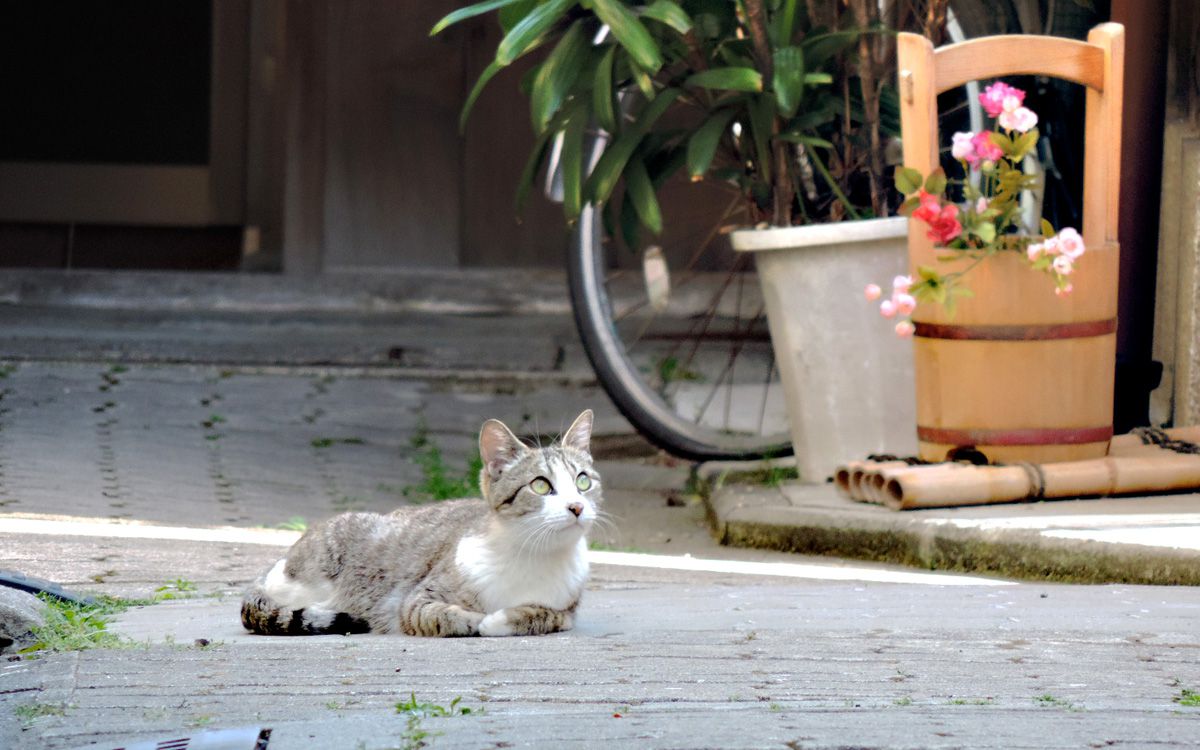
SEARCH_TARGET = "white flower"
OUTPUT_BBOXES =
[999,106,1038,133]
[1056,227,1085,259]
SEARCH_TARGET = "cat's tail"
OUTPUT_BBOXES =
[240,583,370,636]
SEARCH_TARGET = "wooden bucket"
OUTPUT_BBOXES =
[898,25,1125,464]
[911,244,1118,463]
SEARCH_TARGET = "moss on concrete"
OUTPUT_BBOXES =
[718,516,1200,586]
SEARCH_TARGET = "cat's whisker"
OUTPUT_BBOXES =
[590,514,619,539]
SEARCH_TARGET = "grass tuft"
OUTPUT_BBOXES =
[20,580,201,657]
[14,702,67,727]
[1175,688,1200,707]
[394,694,478,749]
[403,423,482,503]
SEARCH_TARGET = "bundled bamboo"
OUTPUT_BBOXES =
[834,427,1200,510]
[836,460,911,504]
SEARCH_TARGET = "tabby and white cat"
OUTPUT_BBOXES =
[241,410,600,637]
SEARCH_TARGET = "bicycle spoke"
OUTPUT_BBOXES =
[758,350,776,436]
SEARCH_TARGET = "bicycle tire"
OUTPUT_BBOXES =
[567,199,794,462]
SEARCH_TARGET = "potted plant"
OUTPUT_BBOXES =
[878,26,1124,466]
[433,1,945,478]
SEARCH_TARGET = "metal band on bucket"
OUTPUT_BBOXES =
[913,318,1117,341]
[917,425,1114,446]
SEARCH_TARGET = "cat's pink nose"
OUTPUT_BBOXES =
[567,502,583,517]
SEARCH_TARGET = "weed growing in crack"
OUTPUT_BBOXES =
[275,516,309,532]
[1175,688,1200,707]
[20,580,203,657]
[20,596,131,655]
[403,423,481,503]
[1034,694,1080,711]
[153,579,198,600]
[394,694,478,749]
[311,437,365,449]
[14,702,67,727]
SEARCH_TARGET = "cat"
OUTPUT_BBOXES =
[241,410,601,637]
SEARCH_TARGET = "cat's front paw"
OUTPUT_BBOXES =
[478,610,513,637]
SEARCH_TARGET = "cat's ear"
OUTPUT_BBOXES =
[561,409,594,454]
[479,418,528,479]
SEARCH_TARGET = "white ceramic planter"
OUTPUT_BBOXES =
[731,216,917,481]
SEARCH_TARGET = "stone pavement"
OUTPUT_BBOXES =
[0,282,1198,748]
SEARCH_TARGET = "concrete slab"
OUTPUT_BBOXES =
[3,581,1198,749]
[707,480,1200,585]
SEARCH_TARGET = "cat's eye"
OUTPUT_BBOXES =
[530,477,552,495]
[575,473,592,491]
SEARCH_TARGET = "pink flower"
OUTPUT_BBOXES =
[880,299,897,318]
[999,106,1038,133]
[892,275,912,295]
[924,204,963,245]
[1056,227,1085,259]
[911,193,961,243]
[894,293,917,316]
[975,197,989,214]
[864,283,882,301]
[1055,283,1074,297]
[1041,237,1060,256]
[911,190,942,224]
[980,82,1025,118]
[1027,242,1044,262]
[971,131,1003,163]
[1053,255,1074,275]
[894,320,916,337]
[951,131,978,165]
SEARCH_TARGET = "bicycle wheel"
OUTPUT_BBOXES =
[567,142,793,461]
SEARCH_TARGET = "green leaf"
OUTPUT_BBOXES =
[499,0,538,32]
[497,0,575,66]
[625,157,663,234]
[923,168,947,196]
[687,109,737,178]
[619,190,641,250]
[801,30,861,69]
[746,94,774,185]
[560,109,587,221]
[1012,128,1039,161]
[530,20,588,133]
[1040,218,1055,238]
[515,128,554,216]
[632,62,656,99]
[641,0,692,34]
[777,132,833,149]
[803,72,833,85]
[459,60,503,132]
[987,130,1015,158]
[787,106,837,131]
[895,167,923,195]
[593,45,617,133]
[585,88,682,205]
[593,0,663,72]
[1032,256,1052,270]
[917,265,941,281]
[972,222,996,243]
[685,67,764,93]
[772,0,799,46]
[772,46,805,118]
[431,0,526,35]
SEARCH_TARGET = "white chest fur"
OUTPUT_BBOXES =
[455,534,589,613]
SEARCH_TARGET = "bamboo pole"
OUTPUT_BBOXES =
[833,427,1200,509]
